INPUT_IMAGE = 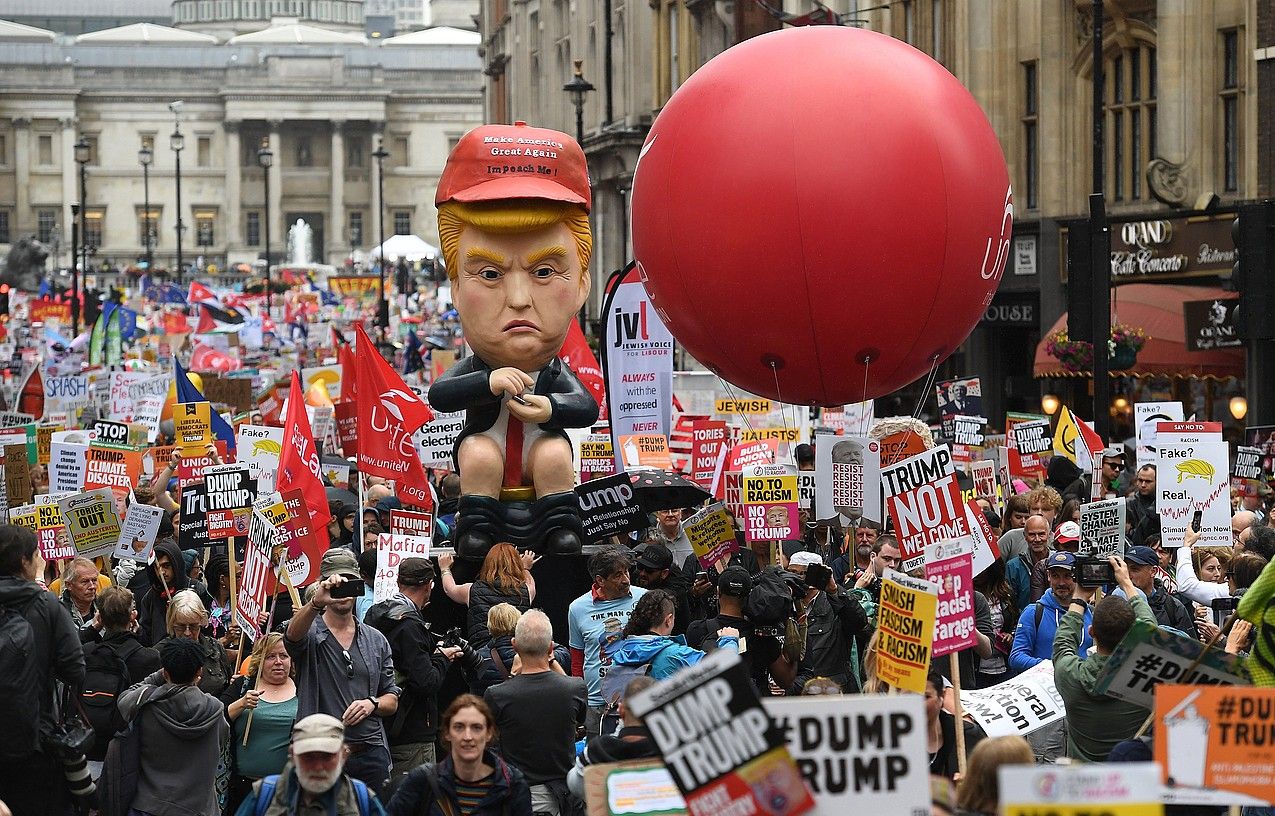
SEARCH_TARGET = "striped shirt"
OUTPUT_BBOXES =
[453,772,495,816]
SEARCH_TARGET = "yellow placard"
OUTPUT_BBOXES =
[174,402,212,452]
[36,425,55,465]
[715,397,772,415]
[876,574,937,694]
[684,505,737,565]
[739,427,799,443]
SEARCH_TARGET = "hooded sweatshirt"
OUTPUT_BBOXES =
[1009,589,1093,675]
[0,576,85,735]
[138,538,189,647]
[119,675,229,816]
[607,632,738,680]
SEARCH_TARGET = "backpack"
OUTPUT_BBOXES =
[98,686,161,816]
[82,640,142,756]
[746,568,793,627]
[600,643,674,713]
[0,596,41,759]
[254,774,371,816]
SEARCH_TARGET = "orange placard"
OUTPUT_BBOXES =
[83,444,144,502]
[618,434,672,470]
[1155,685,1275,806]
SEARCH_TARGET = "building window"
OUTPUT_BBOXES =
[137,208,159,248]
[1023,61,1038,210]
[0,133,8,166]
[0,210,10,244]
[1221,29,1241,193]
[348,211,363,246]
[140,134,155,152]
[84,209,104,249]
[1105,43,1156,203]
[346,135,365,168]
[197,136,211,167]
[393,210,411,235]
[392,136,409,167]
[195,209,217,247]
[246,211,261,246]
[38,134,53,165]
[930,0,942,65]
[37,209,57,243]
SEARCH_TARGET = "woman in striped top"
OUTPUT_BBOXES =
[388,695,532,816]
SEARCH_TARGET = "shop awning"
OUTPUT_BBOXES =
[1034,283,1245,380]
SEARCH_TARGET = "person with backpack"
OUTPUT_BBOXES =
[113,637,229,816]
[78,586,161,763]
[235,714,387,816]
[387,695,531,816]
[684,567,796,695]
[1009,552,1093,675]
[0,524,86,816]
[606,589,739,680]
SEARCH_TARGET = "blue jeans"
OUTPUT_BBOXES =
[344,742,392,797]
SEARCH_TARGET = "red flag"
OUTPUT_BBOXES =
[277,373,332,532]
[558,320,605,409]
[354,324,434,509]
[338,339,359,404]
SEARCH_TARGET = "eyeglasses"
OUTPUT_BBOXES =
[341,649,354,679]
[172,622,201,634]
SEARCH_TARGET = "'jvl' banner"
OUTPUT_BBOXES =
[602,265,674,473]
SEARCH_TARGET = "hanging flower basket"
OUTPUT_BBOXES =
[1045,324,1147,373]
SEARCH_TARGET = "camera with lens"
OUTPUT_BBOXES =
[1210,595,1241,612]
[1073,555,1114,588]
[441,627,484,675]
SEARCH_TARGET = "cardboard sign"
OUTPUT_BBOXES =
[689,421,729,488]
[415,409,466,469]
[815,433,882,525]
[1093,619,1250,709]
[876,571,938,694]
[576,473,648,542]
[763,695,929,816]
[881,445,967,571]
[961,660,1065,738]
[683,502,740,569]
[1135,401,1184,468]
[83,444,143,501]
[236,424,285,493]
[742,464,798,542]
[174,401,212,451]
[44,374,90,413]
[4,443,33,506]
[627,650,814,816]
[58,488,122,559]
[374,533,432,602]
[580,434,617,480]
[618,434,672,471]
[999,762,1163,816]
[178,481,210,551]
[388,509,435,538]
[203,375,254,413]
[1079,498,1127,557]
[1005,412,1049,480]
[924,537,977,657]
[1156,440,1230,548]
[35,500,73,559]
[1155,686,1275,807]
[114,502,166,562]
[237,510,280,640]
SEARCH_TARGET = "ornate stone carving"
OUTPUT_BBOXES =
[1147,157,1188,208]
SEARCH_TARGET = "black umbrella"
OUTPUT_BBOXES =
[628,469,711,512]
[325,486,358,508]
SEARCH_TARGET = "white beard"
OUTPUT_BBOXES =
[296,760,345,795]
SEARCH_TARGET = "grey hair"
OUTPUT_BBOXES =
[513,608,554,656]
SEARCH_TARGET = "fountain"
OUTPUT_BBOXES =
[287,219,313,265]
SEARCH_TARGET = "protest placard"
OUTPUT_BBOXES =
[1156,439,1230,548]
[275,488,322,588]
[815,433,882,525]
[58,488,122,559]
[179,480,210,551]
[999,762,1162,816]
[763,694,928,816]
[582,759,686,816]
[174,401,212,451]
[236,510,280,640]
[876,571,939,694]
[796,473,816,512]
[576,473,648,542]
[817,401,874,437]
[618,434,672,471]
[4,443,33,506]
[627,649,815,816]
[1079,498,1127,557]
[1154,686,1275,807]
[1005,413,1049,480]
[1232,445,1263,493]
[236,424,285,492]
[203,375,254,413]
[334,401,358,456]
[690,420,729,489]
[924,537,977,657]
[114,501,165,562]
[971,458,998,501]
[36,425,55,465]
[714,397,772,416]
[300,365,343,402]
[1136,400,1184,468]
[388,509,434,539]
[414,409,465,468]
[203,464,254,541]
[739,427,799,443]
[92,419,130,446]
[881,445,968,571]
[0,411,36,428]
[375,533,432,601]
[1010,419,1051,458]
[8,504,38,537]
[742,464,798,542]
[83,444,143,502]
[35,500,74,559]
[935,376,982,439]
[323,462,350,491]
[49,441,87,493]
[1092,619,1250,709]
[44,374,90,413]
[177,441,226,487]
[960,660,1065,738]
[952,415,987,466]
[683,503,739,569]
[580,434,617,480]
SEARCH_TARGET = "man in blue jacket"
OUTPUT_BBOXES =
[1009,551,1092,675]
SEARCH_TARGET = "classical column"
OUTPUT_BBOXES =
[329,121,345,264]
[223,121,241,257]
[12,118,31,237]
[267,121,283,252]
[60,117,77,248]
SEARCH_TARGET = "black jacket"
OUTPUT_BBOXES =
[793,588,869,693]
[137,537,212,646]
[1148,583,1199,638]
[79,628,162,684]
[388,750,531,816]
[365,595,448,744]
[466,580,530,650]
[427,355,598,471]
[0,576,85,739]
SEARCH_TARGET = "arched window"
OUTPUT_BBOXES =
[1105,41,1156,202]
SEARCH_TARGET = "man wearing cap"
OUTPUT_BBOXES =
[235,714,387,816]
[1099,447,1129,497]
[286,549,401,795]
[364,557,458,790]
[428,122,599,560]
[685,566,796,695]
[786,551,869,693]
[1009,550,1092,675]
[632,542,691,635]
[1124,545,1197,636]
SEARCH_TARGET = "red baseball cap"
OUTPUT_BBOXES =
[435,121,591,212]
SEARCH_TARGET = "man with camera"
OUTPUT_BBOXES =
[286,549,401,795]
[785,552,869,693]
[1010,551,1093,675]
[1053,554,1158,761]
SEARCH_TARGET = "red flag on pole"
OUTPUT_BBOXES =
[338,339,359,404]
[353,324,435,509]
[277,372,333,532]
[558,320,605,409]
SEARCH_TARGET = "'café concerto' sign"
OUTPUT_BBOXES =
[1064,212,1236,282]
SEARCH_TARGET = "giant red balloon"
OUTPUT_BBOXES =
[631,27,1012,406]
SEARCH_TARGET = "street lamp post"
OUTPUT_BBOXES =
[138,145,153,271]
[74,137,90,337]
[372,139,390,333]
[69,204,79,334]
[171,126,185,283]
[258,139,274,317]
[563,60,596,145]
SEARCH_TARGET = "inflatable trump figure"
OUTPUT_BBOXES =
[429,122,598,559]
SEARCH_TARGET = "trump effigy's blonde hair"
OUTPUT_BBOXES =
[437,199,592,284]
